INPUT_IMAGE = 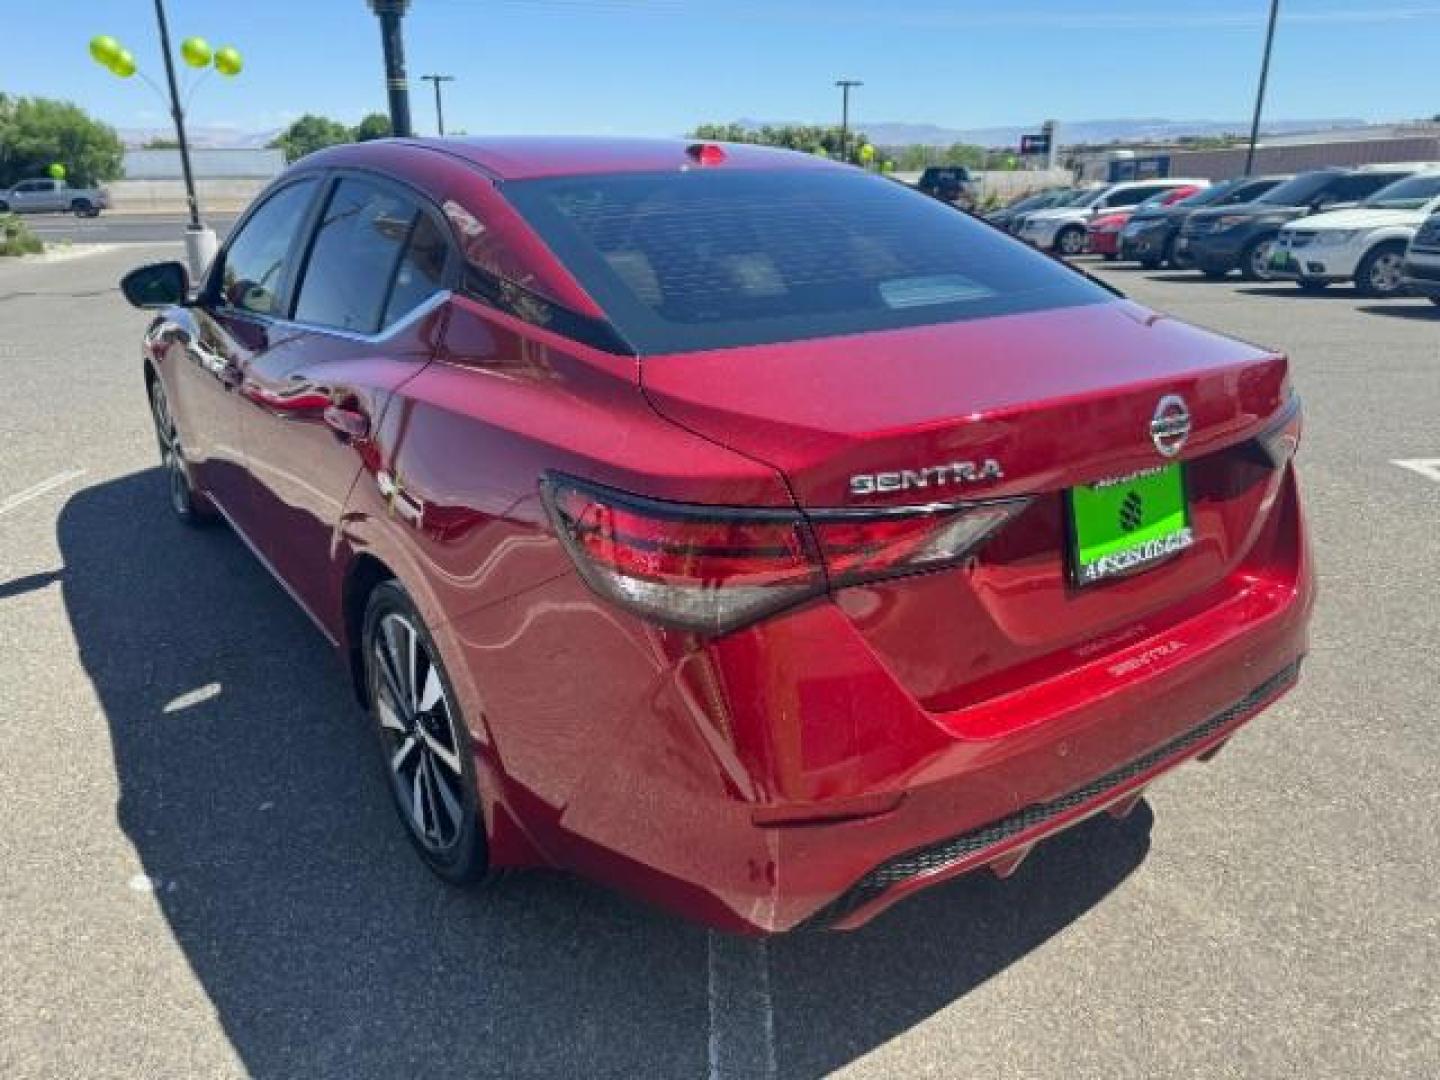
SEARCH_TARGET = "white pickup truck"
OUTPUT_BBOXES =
[0,177,111,217]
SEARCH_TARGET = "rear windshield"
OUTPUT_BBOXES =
[503,169,1112,354]
[1255,171,1338,206]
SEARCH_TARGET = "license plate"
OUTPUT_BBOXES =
[1067,464,1194,586]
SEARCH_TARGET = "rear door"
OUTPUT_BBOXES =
[236,173,454,630]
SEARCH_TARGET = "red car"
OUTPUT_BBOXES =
[120,138,1312,934]
[1088,185,1202,259]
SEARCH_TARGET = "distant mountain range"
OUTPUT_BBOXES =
[733,117,1370,149]
[119,125,283,150]
[118,117,1376,151]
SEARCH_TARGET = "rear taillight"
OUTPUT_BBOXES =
[1250,395,1303,468]
[541,473,1029,635]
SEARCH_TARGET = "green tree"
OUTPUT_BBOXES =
[690,122,867,161]
[352,112,392,142]
[142,137,181,150]
[269,114,353,162]
[0,94,124,188]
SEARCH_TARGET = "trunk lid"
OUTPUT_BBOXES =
[640,299,1294,714]
[640,300,1288,509]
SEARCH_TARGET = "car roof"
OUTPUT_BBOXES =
[390,136,844,180]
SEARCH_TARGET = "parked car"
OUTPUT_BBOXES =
[119,137,1313,934]
[1178,165,1432,280]
[0,177,110,217]
[1401,210,1440,306]
[1007,185,1103,236]
[1119,176,1288,269]
[1018,179,1210,255]
[1269,170,1440,296]
[917,165,981,209]
[985,187,1074,234]
[1086,185,1202,259]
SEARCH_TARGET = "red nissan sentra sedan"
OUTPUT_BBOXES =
[121,138,1313,933]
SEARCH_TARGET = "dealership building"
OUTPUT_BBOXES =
[1075,122,1440,182]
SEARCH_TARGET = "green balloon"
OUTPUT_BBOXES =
[89,35,122,67]
[110,49,137,78]
[48,163,67,180]
[181,36,213,68]
[213,45,243,76]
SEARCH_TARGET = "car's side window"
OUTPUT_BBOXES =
[292,178,420,334]
[219,179,318,316]
[382,212,450,327]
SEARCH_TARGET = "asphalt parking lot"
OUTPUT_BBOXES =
[0,245,1436,1080]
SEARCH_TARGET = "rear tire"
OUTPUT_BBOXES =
[1354,242,1409,299]
[1201,267,1230,280]
[148,376,214,527]
[71,199,94,218]
[1240,238,1276,281]
[1102,252,1118,262]
[363,581,489,885]
[1056,226,1087,257]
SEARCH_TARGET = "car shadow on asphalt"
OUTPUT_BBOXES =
[58,469,1152,1080]
[1354,303,1440,320]
[1234,286,1358,300]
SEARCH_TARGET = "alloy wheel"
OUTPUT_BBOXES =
[150,381,191,518]
[1059,228,1086,256]
[1249,241,1276,281]
[1368,251,1405,296]
[372,613,467,853]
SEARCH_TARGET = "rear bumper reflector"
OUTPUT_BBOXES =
[800,660,1302,930]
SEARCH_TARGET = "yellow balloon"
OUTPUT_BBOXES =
[181,36,213,68]
[858,143,875,163]
[213,46,243,76]
[89,35,122,67]
[48,163,67,180]
[110,49,137,78]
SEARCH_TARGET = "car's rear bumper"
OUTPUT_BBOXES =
[1088,231,1121,255]
[466,469,1314,934]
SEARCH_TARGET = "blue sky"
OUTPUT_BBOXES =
[5,1,1437,138]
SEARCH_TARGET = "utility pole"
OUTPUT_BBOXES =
[421,74,456,136]
[367,0,413,137]
[835,79,862,163]
[1244,0,1281,176]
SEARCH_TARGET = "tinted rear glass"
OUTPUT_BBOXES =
[503,169,1112,354]
[1255,172,1338,206]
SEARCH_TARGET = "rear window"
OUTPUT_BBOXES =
[503,169,1112,354]
[1256,171,1339,206]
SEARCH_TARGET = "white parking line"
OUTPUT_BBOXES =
[707,930,777,1080]
[0,469,87,517]
[1392,459,1440,484]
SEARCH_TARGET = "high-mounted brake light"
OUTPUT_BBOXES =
[541,474,1029,635]
[686,142,727,166]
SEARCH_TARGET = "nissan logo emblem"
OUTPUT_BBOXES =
[1150,395,1191,457]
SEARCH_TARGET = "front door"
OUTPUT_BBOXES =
[173,177,321,524]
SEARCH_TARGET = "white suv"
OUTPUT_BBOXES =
[1018,179,1209,255]
[1270,169,1440,297]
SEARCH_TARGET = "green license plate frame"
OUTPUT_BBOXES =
[1066,463,1195,587]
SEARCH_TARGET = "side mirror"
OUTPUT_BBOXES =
[120,260,190,309]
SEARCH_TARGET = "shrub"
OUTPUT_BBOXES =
[0,213,44,256]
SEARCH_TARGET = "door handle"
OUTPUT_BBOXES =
[323,404,370,441]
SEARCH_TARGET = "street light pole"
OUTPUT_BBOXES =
[835,79,862,163]
[368,0,413,137]
[421,74,456,136]
[1244,0,1281,177]
[150,0,201,232]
